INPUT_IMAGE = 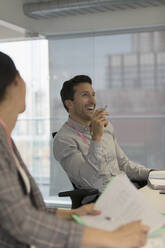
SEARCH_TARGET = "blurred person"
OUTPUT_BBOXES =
[0,51,149,248]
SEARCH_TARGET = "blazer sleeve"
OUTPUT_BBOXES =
[0,138,84,248]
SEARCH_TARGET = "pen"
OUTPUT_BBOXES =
[102,105,108,111]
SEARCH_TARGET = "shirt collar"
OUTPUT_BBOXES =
[67,117,90,132]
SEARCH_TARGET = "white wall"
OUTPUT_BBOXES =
[0,0,165,38]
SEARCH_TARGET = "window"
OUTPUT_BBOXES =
[49,30,165,172]
[1,29,165,208]
[0,40,72,208]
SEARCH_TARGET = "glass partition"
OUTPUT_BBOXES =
[0,40,72,208]
[1,29,165,208]
[49,30,165,178]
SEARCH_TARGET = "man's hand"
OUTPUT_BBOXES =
[56,203,100,220]
[72,203,101,216]
[91,107,109,142]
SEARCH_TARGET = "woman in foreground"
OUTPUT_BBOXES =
[0,51,149,248]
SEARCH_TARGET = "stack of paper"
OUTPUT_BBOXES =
[148,171,165,190]
[73,174,165,233]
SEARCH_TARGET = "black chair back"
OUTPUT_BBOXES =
[52,132,57,138]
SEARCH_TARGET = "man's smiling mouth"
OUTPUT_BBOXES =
[86,106,95,112]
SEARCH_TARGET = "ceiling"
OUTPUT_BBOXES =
[0,20,27,42]
[0,0,165,41]
[23,0,165,19]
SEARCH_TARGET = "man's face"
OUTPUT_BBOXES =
[68,82,96,124]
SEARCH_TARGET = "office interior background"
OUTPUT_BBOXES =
[0,0,165,207]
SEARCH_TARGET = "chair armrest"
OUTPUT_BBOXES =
[59,188,99,197]
[131,179,147,189]
[58,188,100,209]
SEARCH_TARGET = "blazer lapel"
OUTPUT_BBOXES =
[12,140,46,210]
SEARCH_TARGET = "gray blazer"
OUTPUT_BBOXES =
[0,125,84,248]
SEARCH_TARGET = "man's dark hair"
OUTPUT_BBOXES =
[60,75,92,112]
[0,51,18,102]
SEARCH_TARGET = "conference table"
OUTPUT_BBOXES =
[139,185,165,214]
[138,185,165,247]
[83,185,165,248]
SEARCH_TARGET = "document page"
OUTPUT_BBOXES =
[149,179,165,189]
[143,235,165,248]
[79,175,165,233]
[148,171,165,190]
[149,171,165,179]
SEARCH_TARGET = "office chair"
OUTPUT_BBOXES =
[52,131,100,209]
[59,188,99,209]
[131,179,147,189]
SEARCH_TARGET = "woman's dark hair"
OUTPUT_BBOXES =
[60,75,92,112]
[0,51,18,102]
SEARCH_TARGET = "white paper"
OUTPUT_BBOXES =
[149,179,165,189]
[81,175,165,233]
[149,179,165,186]
[144,237,164,248]
[149,171,165,179]
[144,233,165,248]
[148,171,165,189]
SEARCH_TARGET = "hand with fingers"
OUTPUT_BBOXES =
[82,220,149,248]
[56,203,101,220]
[73,203,101,217]
[90,106,109,142]
[110,220,149,248]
